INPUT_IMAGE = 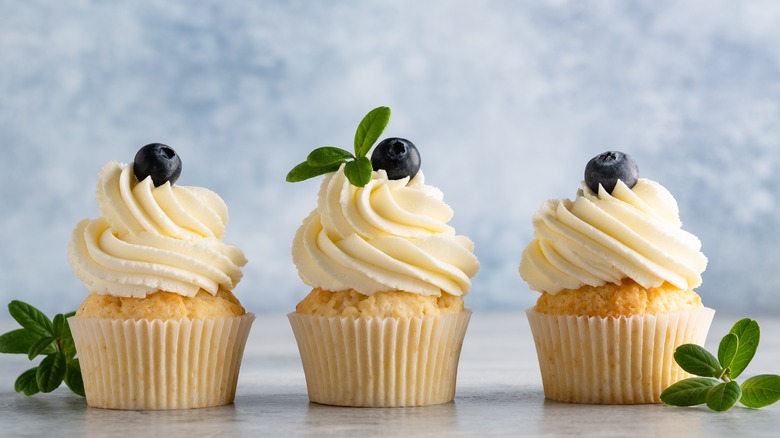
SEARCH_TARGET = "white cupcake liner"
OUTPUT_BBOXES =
[68,313,255,410]
[288,310,471,407]
[526,307,714,404]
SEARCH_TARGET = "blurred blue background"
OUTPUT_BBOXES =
[2,0,779,316]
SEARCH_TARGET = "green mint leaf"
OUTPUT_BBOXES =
[307,147,354,167]
[61,318,77,359]
[27,336,57,360]
[344,156,373,187]
[674,344,722,377]
[64,359,85,397]
[706,381,741,412]
[52,314,66,338]
[0,328,40,354]
[14,367,40,396]
[63,311,76,319]
[354,106,391,157]
[36,352,66,393]
[740,374,780,409]
[8,300,53,337]
[286,161,341,183]
[729,318,760,379]
[717,333,739,375]
[660,377,720,407]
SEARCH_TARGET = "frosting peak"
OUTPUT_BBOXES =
[519,178,706,294]
[293,165,479,297]
[68,161,246,298]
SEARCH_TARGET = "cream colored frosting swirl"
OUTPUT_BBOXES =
[68,161,247,298]
[519,178,706,294]
[292,165,479,297]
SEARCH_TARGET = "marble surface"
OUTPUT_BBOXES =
[1,313,779,437]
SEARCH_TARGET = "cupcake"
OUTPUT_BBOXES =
[520,151,714,404]
[286,107,480,407]
[67,143,254,410]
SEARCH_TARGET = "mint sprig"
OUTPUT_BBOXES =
[0,300,84,397]
[286,106,391,187]
[661,318,780,411]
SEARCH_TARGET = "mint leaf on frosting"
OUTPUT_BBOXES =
[344,156,373,187]
[0,300,83,397]
[286,106,391,187]
[354,106,391,158]
[286,161,342,183]
[661,318,780,412]
[307,146,355,167]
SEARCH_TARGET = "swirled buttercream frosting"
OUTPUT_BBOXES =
[68,161,247,298]
[292,165,479,297]
[519,179,706,294]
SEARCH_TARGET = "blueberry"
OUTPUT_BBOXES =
[370,137,421,180]
[584,151,639,194]
[133,143,182,187]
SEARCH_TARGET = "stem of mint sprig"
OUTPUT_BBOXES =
[0,300,84,397]
[661,318,780,411]
[286,106,391,187]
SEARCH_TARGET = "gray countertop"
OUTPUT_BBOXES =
[1,313,779,437]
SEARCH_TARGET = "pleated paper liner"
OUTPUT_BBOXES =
[288,310,471,407]
[526,307,715,404]
[68,313,255,410]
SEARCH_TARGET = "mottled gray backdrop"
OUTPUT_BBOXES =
[2,1,779,316]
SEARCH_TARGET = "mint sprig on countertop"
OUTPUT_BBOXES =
[0,300,84,397]
[661,318,780,411]
[286,106,391,187]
